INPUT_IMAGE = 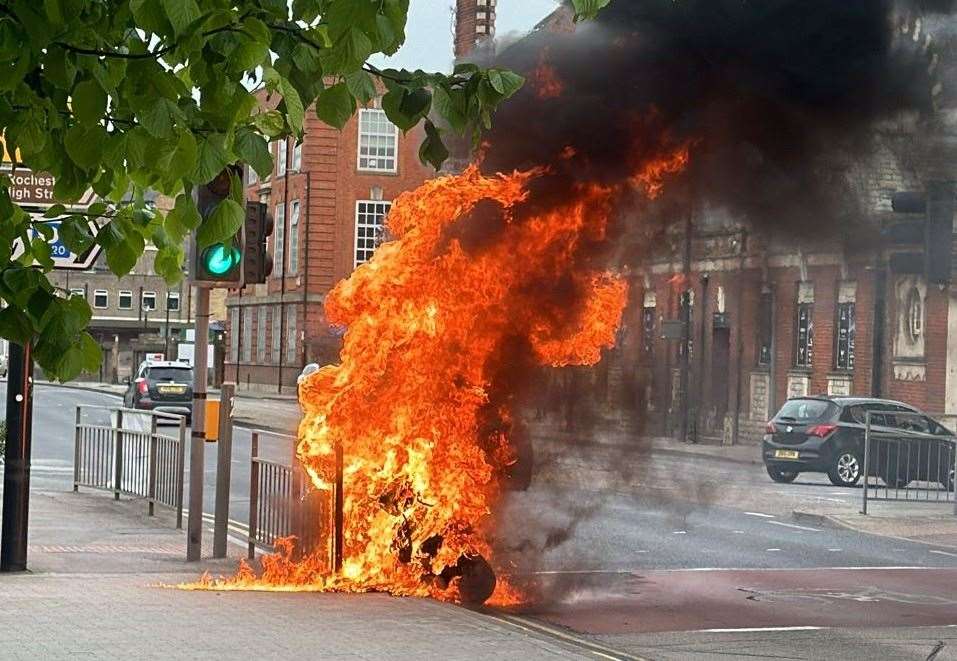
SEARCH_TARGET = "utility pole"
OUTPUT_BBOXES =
[678,204,693,443]
[213,382,235,558]
[1,342,34,571]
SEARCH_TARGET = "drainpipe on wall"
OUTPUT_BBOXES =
[872,259,887,398]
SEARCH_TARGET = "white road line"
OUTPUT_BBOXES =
[828,548,842,552]
[697,626,824,633]
[744,512,775,518]
[733,530,745,534]
[673,531,687,535]
[766,548,782,552]
[767,520,822,533]
[929,549,957,558]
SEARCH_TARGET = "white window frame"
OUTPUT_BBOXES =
[357,108,398,173]
[242,307,252,362]
[246,164,258,186]
[230,308,239,362]
[118,290,133,310]
[277,139,287,177]
[355,200,391,267]
[286,308,297,364]
[70,287,85,299]
[142,291,157,312]
[92,289,109,309]
[256,308,266,363]
[292,141,302,171]
[167,291,180,312]
[272,305,282,363]
[273,203,286,277]
[289,200,300,274]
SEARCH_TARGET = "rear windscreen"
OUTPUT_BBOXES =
[775,399,834,422]
[148,367,192,382]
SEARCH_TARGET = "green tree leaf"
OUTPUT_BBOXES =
[196,198,243,249]
[194,134,232,184]
[235,130,273,179]
[72,79,106,126]
[0,306,34,345]
[316,83,357,129]
[162,0,201,37]
[570,0,611,21]
[418,120,449,171]
[279,76,305,135]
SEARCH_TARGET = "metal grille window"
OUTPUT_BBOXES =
[272,305,281,363]
[142,291,156,311]
[757,291,773,366]
[242,307,252,362]
[358,109,398,172]
[795,303,814,367]
[642,306,656,356]
[286,308,297,363]
[836,302,855,370]
[273,203,285,276]
[355,200,390,266]
[256,307,266,364]
[92,290,108,309]
[289,200,300,274]
[230,308,239,362]
[167,291,180,312]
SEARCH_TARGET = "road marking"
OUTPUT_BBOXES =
[766,548,782,552]
[478,612,646,661]
[697,626,824,633]
[767,520,822,532]
[744,511,775,518]
[733,530,745,534]
[929,550,957,558]
[673,531,687,535]
[828,548,843,552]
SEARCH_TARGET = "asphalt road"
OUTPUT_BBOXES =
[15,384,957,658]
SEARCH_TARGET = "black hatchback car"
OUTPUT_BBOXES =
[762,396,955,487]
[123,360,193,422]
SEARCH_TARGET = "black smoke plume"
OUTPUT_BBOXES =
[482,0,954,234]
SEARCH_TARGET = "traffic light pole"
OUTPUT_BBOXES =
[187,287,210,561]
[1,342,34,572]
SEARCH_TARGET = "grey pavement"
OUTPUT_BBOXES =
[0,489,597,660]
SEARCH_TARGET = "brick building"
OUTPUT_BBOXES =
[225,99,432,391]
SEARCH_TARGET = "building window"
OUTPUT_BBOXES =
[256,307,266,364]
[242,307,252,362]
[906,287,923,343]
[272,305,282,363]
[292,141,302,171]
[167,291,180,312]
[118,290,133,310]
[277,139,287,177]
[289,200,300,274]
[642,306,656,356]
[286,308,297,364]
[757,290,773,366]
[142,291,156,311]
[355,200,391,266]
[93,289,108,309]
[795,303,814,368]
[357,109,398,172]
[70,287,85,299]
[835,302,855,370]
[246,164,258,186]
[273,203,285,276]
[230,308,239,362]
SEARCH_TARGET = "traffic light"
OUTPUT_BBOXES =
[191,166,244,288]
[242,201,274,285]
[887,181,955,285]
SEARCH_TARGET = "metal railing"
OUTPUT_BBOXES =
[73,405,187,527]
[863,410,957,515]
[247,429,330,562]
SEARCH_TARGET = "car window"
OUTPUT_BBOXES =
[147,367,193,382]
[842,405,866,424]
[775,399,835,422]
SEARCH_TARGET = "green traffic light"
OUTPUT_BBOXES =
[202,243,241,276]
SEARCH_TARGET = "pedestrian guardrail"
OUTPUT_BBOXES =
[73,405,187,527]
[863,410,957,515]
[248,429,330,563]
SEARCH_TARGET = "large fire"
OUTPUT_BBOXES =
[186,147,688,603]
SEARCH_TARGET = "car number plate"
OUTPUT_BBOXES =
[774,450,799,459]
[158,385,186,394]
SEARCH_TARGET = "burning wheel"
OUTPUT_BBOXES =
[455,555,497,606]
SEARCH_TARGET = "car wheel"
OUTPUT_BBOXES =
[828,450,862,487]
[766,465,799,483]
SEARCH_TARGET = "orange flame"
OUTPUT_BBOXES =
[530,51,564,100]
[186,138,691,602]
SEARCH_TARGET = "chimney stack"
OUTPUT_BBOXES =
[454,0,497,60]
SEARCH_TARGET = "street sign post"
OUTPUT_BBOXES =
[11,216,102,270]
